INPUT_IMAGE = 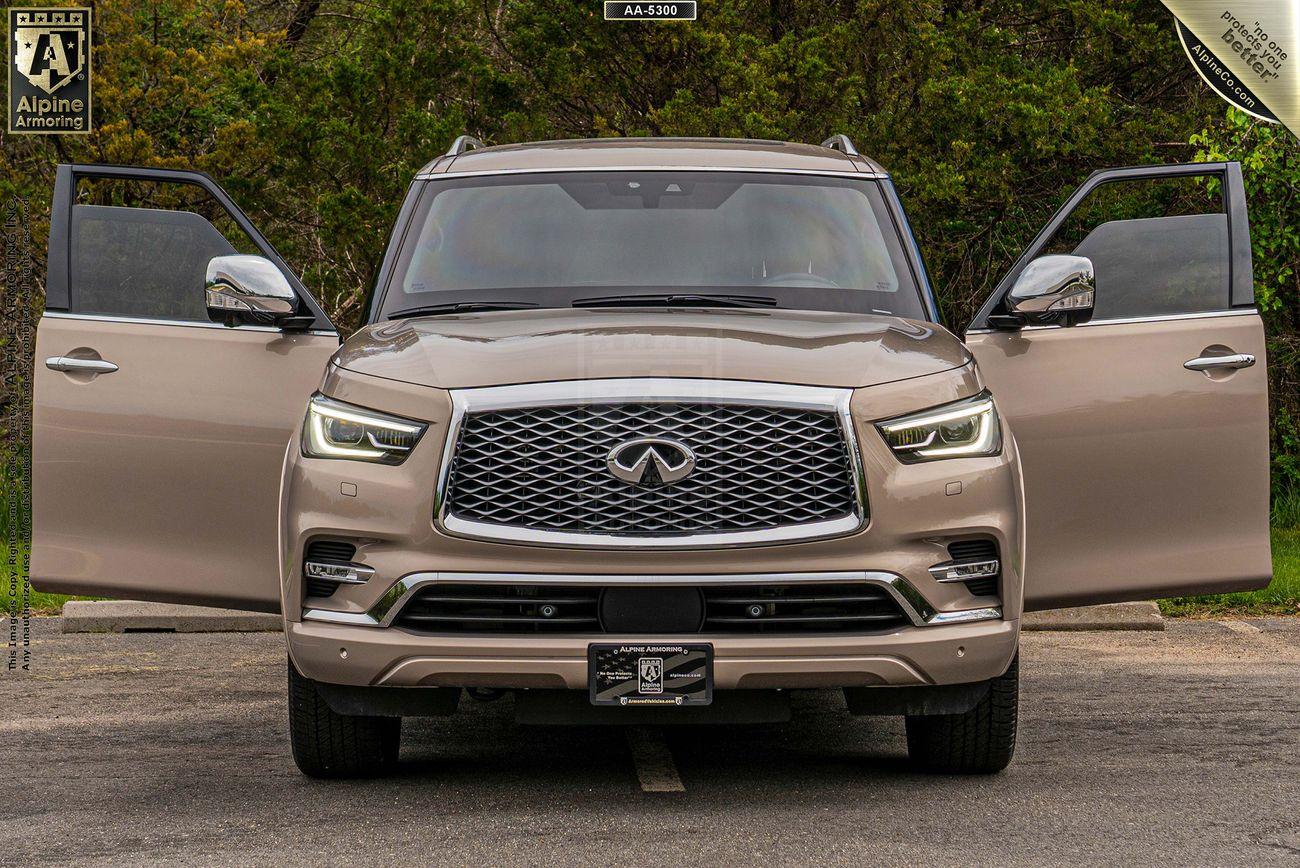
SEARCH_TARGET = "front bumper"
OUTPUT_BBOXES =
[288,572,1017,690]
[289,619,1018,690]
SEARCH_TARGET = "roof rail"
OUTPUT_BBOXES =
[444,135,486,158]
[820,134,859,157]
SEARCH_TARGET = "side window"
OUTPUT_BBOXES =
[70,177,260,322]
[1039,174,1228,320]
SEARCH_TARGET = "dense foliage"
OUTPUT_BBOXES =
[1,0,1297,490]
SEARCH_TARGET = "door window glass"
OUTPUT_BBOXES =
[1040,174,1228,320]
[70,178,260,321]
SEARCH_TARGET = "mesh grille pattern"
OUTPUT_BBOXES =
[444,402,858,536]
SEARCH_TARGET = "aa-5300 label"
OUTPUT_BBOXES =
[604,2,697,21]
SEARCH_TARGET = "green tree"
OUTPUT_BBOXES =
[2,0,1298,494]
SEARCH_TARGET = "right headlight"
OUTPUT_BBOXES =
[302,394,427,465]
[876,391,1000,463]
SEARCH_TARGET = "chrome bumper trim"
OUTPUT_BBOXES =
[928,559,1000,583]
[301,570,1002,630]
[438,513,865,550]
[925,607,1004,625]
[304,561,375,585]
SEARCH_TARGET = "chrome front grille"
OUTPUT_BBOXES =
[441,388,862,543]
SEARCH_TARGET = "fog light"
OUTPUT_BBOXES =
[928,559,999,583]
[304,561,373,585]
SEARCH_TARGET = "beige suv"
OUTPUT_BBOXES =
[31,137,1271,777]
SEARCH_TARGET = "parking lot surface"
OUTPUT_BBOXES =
[2,617,1298,866]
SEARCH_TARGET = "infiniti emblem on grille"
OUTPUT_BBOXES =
[606,437,696,486]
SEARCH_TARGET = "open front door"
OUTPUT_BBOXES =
[32,165,339,612]
[966,162,1271,611]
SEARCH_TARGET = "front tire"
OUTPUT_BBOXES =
[288,660,401,778]
[905,654,1018,774]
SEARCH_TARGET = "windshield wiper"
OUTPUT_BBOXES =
[387,301,540,319]
[571,293,778,309]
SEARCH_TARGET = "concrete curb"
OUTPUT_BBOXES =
[1022,601,1165,631]
[60,599,1166,634]
[61,600,282,633]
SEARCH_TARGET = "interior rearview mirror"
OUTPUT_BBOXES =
[1003,254,1095,327]
[205,254,302,328]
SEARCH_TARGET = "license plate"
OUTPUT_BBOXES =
[588,643,713,706]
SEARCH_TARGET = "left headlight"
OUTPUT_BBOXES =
[876,391,1000,463]
[302,394,427,465]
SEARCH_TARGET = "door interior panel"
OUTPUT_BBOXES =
[969,312,1270,610]
[32,317,337,611]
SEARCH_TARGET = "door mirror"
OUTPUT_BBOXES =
[1004,254,1095,326]
[205,254,300,327]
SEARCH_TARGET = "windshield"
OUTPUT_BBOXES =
[382,171,927,319]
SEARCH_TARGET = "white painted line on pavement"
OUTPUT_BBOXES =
[626,726,685,792]
[1220,619,1262,635]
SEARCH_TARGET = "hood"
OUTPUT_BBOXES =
[332,308,970,390]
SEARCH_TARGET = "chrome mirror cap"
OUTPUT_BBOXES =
[1007,254,1095,324]
[205,254,298,326]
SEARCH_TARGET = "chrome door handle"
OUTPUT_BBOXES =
[45,356,119,374]
[1184,353,1255,372]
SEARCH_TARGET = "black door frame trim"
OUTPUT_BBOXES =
[46,163,334,332]
[965,161,1253,333]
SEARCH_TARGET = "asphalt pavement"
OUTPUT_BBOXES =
[2,617,1298,866]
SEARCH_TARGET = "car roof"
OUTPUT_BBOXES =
[416,137,888,178]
